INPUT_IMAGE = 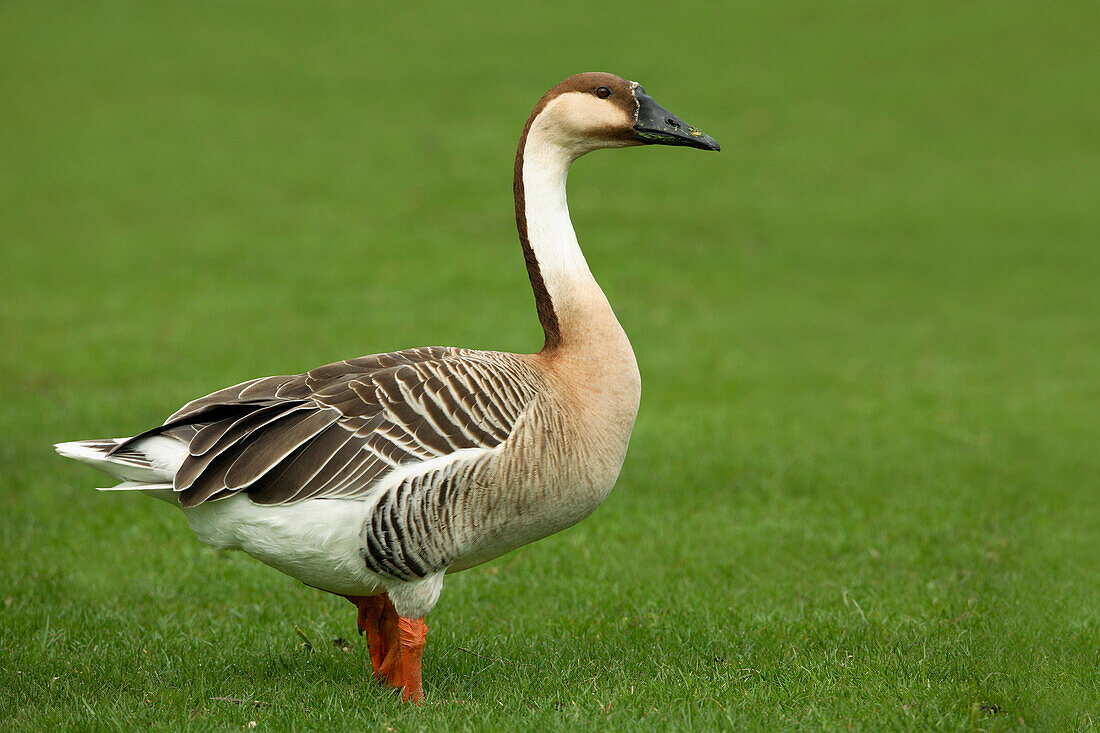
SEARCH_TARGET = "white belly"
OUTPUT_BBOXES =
[182,494,386,597]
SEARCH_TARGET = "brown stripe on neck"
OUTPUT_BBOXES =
[514,96,562,353]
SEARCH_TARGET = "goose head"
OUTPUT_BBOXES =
[524,72,720,157]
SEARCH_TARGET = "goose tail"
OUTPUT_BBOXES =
[55,436,185,501]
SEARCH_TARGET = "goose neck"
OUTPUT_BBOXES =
[514,121,622,355]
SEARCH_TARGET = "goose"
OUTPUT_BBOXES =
[55,72,719,702]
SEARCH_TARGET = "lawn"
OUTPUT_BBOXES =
[1,1,1097,730]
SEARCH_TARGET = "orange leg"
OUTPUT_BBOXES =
[343,595,387,678]
[344,593,428,702]
[393,615,428,702]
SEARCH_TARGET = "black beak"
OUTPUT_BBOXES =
[633,86,720,151]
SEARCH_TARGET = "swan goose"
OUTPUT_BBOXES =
[55,72,719,702]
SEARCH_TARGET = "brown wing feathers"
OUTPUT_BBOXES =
[124,347,538,509]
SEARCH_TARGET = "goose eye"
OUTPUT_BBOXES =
[595,86,611,99]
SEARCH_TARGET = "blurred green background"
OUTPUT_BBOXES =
[1,1,1097,730]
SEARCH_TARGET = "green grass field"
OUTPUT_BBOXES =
[2,1,1097,730]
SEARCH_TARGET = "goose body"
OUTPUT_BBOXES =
[55,72,718,701]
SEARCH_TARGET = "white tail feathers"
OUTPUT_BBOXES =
[55,436,186,484]
[96,480,174,491]
[94,480,179,503]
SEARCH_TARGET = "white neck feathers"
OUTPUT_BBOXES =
[516,95,627,353]
[521,115,593,295]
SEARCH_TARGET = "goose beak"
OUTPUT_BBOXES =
[633,87,720,152]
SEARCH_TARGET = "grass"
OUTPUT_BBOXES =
[1,0,1097,730]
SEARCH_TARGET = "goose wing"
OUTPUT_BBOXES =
[113,347,540,508]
